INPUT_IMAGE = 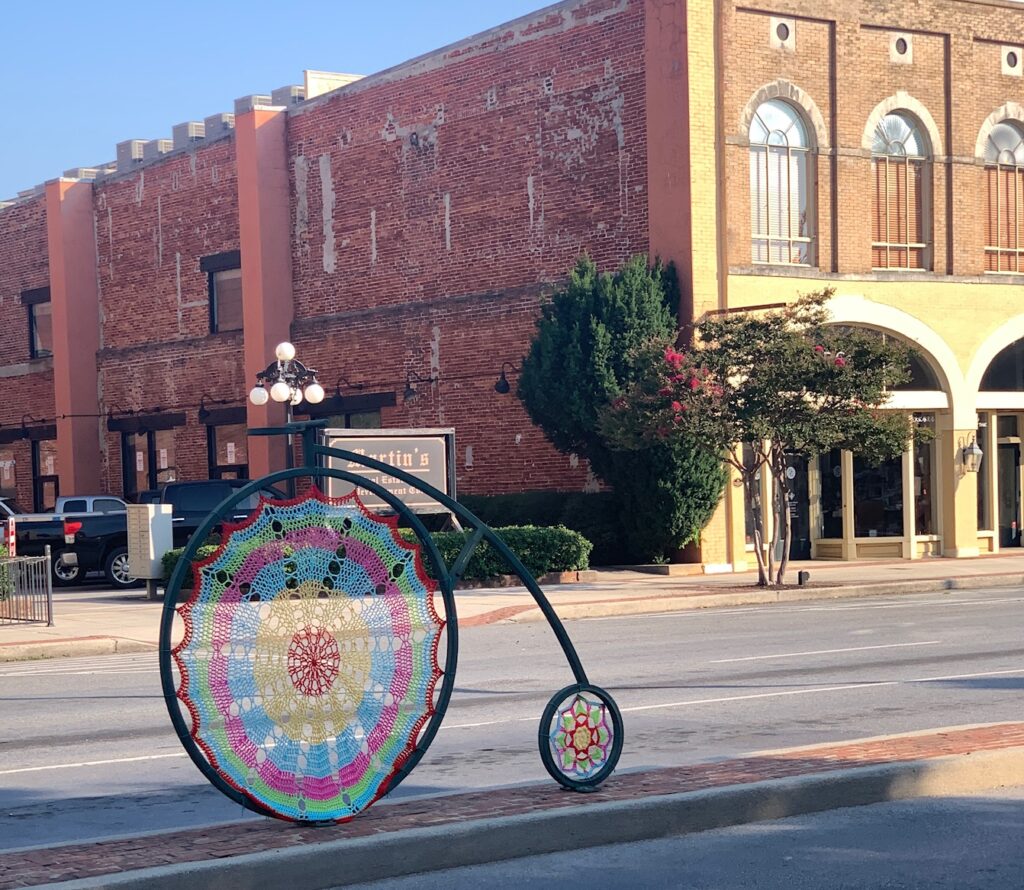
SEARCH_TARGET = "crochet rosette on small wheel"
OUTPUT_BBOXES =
[173,489,444,822]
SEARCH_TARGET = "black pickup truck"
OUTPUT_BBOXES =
[3,480,287,590]
[0,499,127,588]
[161,480,288,548]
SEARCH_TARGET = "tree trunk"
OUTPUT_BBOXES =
[744,471,769,587]
[773,450,793,586]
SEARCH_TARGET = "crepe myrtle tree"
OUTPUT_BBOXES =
[602,290,920,587]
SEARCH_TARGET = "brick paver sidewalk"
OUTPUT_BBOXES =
[3,722,1023,888]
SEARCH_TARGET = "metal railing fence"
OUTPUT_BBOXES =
[0,546,54,626]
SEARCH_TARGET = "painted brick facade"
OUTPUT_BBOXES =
[0,196,54,509]
[93,136,243,495]
[286,0,649,493]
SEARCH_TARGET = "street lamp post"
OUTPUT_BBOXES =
[249,342,325,492]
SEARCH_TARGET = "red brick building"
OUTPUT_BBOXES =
[5,0,1024,570]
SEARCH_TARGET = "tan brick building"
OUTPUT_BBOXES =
[2,0,1024,571]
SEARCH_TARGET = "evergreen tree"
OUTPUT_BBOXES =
[519,255,725,561]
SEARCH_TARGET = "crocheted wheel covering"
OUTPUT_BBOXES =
[172,488,444,822]
[549,692,614,780]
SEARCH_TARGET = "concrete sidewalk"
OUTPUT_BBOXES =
[4,722,1023,889]
[5,553,1024,662]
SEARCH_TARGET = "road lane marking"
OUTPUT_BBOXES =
[709,641,942,664]
[444,668,1024,728]
[619,682,896,713]
[10,668,1023,774]
[644,596,1024,619]
[909,667,1024,683]
[0,753,187,777]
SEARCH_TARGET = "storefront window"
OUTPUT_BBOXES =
[32,439,59,512]
[154,428,177,485]
[913,415,938,535]
[819,449,843,538]
[978,414,992,531]
[853,453,904,538]
[128,432,150,497]
[208,423,249,479]
[0,447,16,500]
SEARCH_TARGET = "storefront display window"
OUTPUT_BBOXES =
[32,439,59,512]
[818,449,843,538]
[913,415,938,535]
[208,423,249,479]
[0,447,16,501]
[977,414,992,531]
[853,454,904,538]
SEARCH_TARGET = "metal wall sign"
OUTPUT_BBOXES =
[323,428,456,514]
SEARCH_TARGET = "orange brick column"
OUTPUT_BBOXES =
[645,0,694,324]
[235,106,293,478]
[45,178,102,495]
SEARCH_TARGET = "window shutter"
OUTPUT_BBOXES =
[750,148,768,261]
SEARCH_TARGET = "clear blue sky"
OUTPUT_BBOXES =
[0,1,546,199]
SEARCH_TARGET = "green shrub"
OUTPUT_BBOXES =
[408,525,591,581]
[162,525,590,585]
[162,545,219,588]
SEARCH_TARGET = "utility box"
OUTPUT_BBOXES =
[127,504,173,580]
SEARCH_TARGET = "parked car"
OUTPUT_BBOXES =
[54,495,127,514]
[0,497,27,518]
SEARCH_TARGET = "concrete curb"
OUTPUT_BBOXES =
[0,638,156,663]
[507,574,1024,623]
[42,746,1024,890]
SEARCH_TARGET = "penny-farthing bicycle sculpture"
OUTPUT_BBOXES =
[160,420,623,824]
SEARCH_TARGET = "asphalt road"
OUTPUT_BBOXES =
[2,585,1023,851]
[353,786,1024,889]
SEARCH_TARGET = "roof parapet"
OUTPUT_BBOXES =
[63,167,100,181]
[203,113,235,139]
[172,121,206,150]
[304,70,364,99]
[271,85,306,106]
[116,140,147,173]
[234,94,273,115]
[142,139,173,162]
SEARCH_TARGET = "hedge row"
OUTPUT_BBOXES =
[161,525,590,586]
[401,525,591,581]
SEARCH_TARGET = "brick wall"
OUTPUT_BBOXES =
[285,0,651,492]
[0,196,54,508]
[93,137,243,494]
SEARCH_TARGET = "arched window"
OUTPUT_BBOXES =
[749,100,814,265]
[871,112,930,270]
[984,120,1024,273]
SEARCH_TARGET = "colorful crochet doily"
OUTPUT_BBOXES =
[547,691,615,781]
[172,489,444,822]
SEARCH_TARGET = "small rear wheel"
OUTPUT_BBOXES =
[52,551,82,587]
[105,546,138,590]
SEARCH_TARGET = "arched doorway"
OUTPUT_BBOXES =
[808,325,950,560]
[978,337,1024,547]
